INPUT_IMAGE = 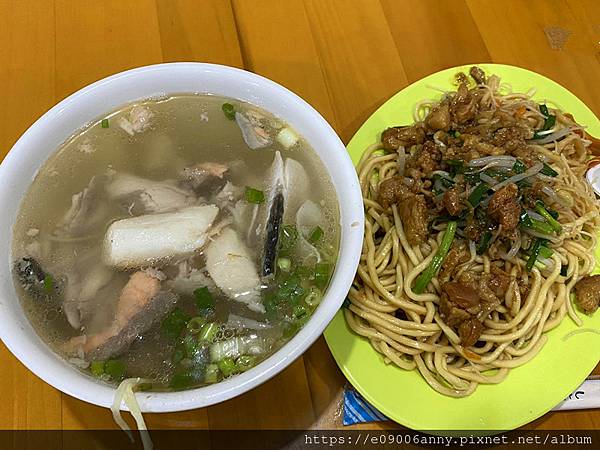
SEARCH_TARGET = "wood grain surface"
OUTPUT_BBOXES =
[1,0,600,435]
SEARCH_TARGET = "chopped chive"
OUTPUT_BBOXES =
[293,304,307,319]
[205,364,219,383]
[468,182,489,207]
[244,186,265,204]
[43,274,54,295]
[540,163,558,177]
[476,231,492,255]
[194,287,214,312]
[526,239,543,271]
[277,257,291,272]
[535,200,562,233]
[171,346,185,365]
[222,103,236,120]
[186,316,207,334]
[90,360,105,377]
[161,308,190,339]
[170,372,195,390]
[279,225,298,254]
[104,359,126,381]
[304,287,322,307]
[538,245,554,259]
[512,159,526,174]
[236,355,256,372]
[413,221,457,294]
[218,357,237,377]
[101,118,109,128]
[308,225,324,244]
[314,263,331,289]
[197,322,218,343]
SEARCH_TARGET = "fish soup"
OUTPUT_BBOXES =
[11,95,339,390]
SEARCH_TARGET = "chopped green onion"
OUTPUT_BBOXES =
[244,186,265,204]
[476,231,492,255]
[445,159,465,176]
[293,304,307,319]
[532,105,556,139]
[279,225,298,254]
[314,263,331,289]
[513,159,526,174]
[218,357,237,377]
[205,364,219,383]
[236,355,256,372]
[526,239,543,271]
[520,211,555,235]
[186,316,207,334]
[161,308,190,339]
[222,103,236,120]
[194,287,214,312]
[535,200,562,233]
[453,131,461,138]
[198,322,218,343]
[170,372,195,390]
[468,182,489,207]
[43,274,54,295]
[304,287,322,307]
[104,359,126,381]
[277,274,305,303]
[308,225,324,244]
[90,360,105,377]
[539,245,554,259]
[413,221,457,294]
[101,118,109,128]
[277,257,291,272]
[171,346,185,365]
[182,334,199,357]
[540,163,558,177]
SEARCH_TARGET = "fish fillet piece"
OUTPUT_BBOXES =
[64,271,176,360]
[103,205,219,268]
[205,228,264,313]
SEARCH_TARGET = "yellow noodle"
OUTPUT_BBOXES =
[345,70,600,397]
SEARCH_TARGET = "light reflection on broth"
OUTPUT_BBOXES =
[12,94,339,391]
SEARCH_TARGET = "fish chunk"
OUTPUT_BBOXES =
[118,105,154,136]
[56,176,108,236]
[103,205,219,268]
[64,271,176,360]
[205,228,264,313]
[106,173,196,214]
[63,265,114,329]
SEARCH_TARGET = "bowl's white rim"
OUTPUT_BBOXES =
[0,62,364,412]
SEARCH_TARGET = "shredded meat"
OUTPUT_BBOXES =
[398,194,429,245]
[409,141,441,175]
[574,275,600,314]
[440,282,481,326]
[469,66,486,85]
[378,176,410,209]
[458,317,484,347]
[425,103,450,131]
[488,183,521,231]
[439,245,469,282]
[381,125,425,151]
[450,83,478,124]
[443,187,464,216]
[487,265,512,297]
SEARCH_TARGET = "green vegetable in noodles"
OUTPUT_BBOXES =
[413,221,457,294]
[161,308,190,339]
[244,187,265,204]
[222,103,235,120]
[194,287,214,312]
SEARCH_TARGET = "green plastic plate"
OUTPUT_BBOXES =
[324,63,600,431]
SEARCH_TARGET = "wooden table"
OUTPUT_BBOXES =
[1,0,600,433]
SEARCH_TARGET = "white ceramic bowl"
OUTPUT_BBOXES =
[0,63,364,412]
